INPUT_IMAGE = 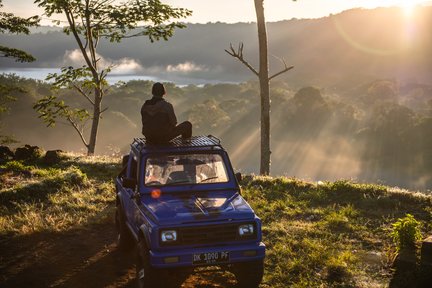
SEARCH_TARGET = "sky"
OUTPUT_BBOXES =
[2,0,432,24]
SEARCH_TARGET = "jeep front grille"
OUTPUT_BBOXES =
[160,223,257,246]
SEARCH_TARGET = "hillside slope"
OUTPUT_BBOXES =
[0,152,431,287]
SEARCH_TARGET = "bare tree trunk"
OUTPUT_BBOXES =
[255,0,271,175]
[87,87,102,156]
[225,1,293,176]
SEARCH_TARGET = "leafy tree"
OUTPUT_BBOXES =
[225,0,294,175]
[0,0,39,143]
[0,78,23,144]
[0,0,40,62]
[33,0,191,155]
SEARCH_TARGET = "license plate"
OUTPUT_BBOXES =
[193,251,229,265]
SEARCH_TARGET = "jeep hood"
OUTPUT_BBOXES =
[141,190,255,225]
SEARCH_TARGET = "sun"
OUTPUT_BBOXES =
[398,0,425,18]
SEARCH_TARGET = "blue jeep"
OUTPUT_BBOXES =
[115,136,265,287]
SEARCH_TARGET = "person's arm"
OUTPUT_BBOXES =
[167,103,177,126]
[141,104,146,125]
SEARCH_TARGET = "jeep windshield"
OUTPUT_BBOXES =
[144,153,229,186]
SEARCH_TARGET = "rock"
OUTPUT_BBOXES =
[419,236,432,285]
[392,248,417,270]
[14,145,43,161]
[0,146,14,163]
[44,150,64,165]
[360,251,383,267]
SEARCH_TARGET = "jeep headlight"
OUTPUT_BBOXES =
[161,230,177,242]
[238,224,254,236]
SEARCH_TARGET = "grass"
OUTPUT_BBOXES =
[0,155,120,234]
[1,156,431,287]
[241,176,432,287]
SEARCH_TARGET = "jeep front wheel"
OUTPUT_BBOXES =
[232,260,264,288]
[136,237,160,288]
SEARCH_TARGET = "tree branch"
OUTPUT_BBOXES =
[225,43,259,77]
[269,56,294,81]
[269,66,294,81]
[66,115,89,148]
[72,83,95,105]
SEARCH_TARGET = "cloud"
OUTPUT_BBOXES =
[62,51,209,77]
[166,61,207,73]
[110,58,143,75]
[64,49,85,65]
[62,49,143,75]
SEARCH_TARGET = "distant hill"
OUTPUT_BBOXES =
[1,6,431,86]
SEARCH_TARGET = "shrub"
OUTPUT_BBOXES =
[390,214,422,251]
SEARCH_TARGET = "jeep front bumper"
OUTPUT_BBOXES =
[149,242,265,268]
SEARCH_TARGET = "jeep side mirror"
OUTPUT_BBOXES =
[235,172,242,183]
[123,177,137,190]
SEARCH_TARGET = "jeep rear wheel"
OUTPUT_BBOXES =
[115,204,134,251]
[232,260,264,288]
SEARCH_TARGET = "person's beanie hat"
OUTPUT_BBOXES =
[152,82,166,97]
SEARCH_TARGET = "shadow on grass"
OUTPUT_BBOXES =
[0,213,135,288]
[0,178,65,210]
[61,159,122,182]
[0,206,238,288]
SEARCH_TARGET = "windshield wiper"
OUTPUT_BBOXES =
[168,179,193,185]
[199,176,220,183]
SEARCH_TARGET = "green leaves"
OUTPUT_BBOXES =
[390,214,422,251]
[33,95,90,128]
[0,0,40,62]
[47,66,93,90]
[0,45,36,63]
[35,0,191,43]
[0,0,40,34]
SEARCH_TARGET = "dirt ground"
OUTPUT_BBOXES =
[0,218,238,288]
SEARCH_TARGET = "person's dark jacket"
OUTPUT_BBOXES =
[141,96,177,139]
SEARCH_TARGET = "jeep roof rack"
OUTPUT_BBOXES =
[131,135,222,154]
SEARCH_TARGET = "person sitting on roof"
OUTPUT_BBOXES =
[141,82,192,144]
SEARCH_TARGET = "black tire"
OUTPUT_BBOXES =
[136,237,160,288]
[115,204,134,251]
[136,237,187,288]
[232,260,264,288]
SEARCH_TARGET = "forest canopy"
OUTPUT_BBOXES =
[1,74,431,191]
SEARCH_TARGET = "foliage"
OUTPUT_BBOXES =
[0,74,28,144]
[0,1,39,142]
[33,0,191,155]
[390,214,422,251]
[0,0,39,62]
[2,76,432,190]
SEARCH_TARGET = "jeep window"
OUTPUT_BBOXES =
[145,154,229,186]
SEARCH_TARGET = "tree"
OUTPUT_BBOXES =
[225,0,294,175]
[0,0,39,143]
[0,0,39,62]
[33,0,191,155]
